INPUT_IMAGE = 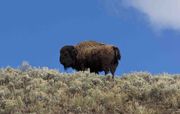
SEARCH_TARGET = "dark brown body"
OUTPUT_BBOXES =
[60,41,121,79]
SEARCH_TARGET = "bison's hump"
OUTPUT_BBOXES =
[75,41,105,50]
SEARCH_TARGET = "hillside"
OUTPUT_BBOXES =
[0,65,180,114]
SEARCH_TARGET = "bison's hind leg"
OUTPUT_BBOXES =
[103,66,110,75]
[110,65,118,79]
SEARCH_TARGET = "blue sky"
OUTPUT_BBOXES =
[0,0,180,75]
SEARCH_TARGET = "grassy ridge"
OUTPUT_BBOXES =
[0,66,180,114]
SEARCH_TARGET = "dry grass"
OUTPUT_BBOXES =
[0,64,179,114]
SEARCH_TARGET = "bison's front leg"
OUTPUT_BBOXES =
[104,70,108,75]
[89,69,99,74]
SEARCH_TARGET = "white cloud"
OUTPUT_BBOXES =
[102,0,180,31]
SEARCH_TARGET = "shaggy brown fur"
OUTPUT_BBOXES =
[60,41,121,79]
[76,45,120,78]
[77,45,114,61]
[75,41,104,50]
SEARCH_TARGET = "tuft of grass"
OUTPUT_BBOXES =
[0,66,179,114]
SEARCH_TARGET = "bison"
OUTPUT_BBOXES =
[60,41,121,79]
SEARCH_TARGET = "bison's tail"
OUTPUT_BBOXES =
[113,47,121,60]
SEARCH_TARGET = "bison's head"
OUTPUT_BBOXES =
[60,45,77,70]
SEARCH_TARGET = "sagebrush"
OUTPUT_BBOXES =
[0,66,180,114]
